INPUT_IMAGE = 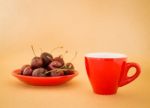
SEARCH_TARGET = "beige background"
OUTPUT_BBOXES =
[0,0,150,108]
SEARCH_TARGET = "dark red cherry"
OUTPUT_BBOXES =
[31,57,43,69]
[50,69,64,77]
[64,69,74,75]
[22,66,33,76]
[32,68,46,77]
[53,56,64,66]
[21,64,30,74]
[48,61,63,70]
[40,52,53,66]
[66,63,74,69]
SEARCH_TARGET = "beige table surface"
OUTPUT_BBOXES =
[0,0,150,108]
[0,52,150,108]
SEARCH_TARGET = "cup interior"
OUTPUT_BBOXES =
[85,52,127,58]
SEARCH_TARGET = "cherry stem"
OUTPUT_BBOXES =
[60,50,68,58]
[31,45,36,56]
[47,68,75,73]
[51,46,63,53]
[69,51,77,62]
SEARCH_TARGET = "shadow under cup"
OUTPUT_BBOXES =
[85,53,141,95]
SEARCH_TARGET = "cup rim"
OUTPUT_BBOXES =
[85,52,127,58]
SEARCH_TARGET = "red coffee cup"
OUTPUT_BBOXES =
[85,52,141,95]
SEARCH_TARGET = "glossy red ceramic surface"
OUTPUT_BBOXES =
[85,56,141,95]
[12,69,78,86]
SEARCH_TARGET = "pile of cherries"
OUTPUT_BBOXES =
[20,47,75,77]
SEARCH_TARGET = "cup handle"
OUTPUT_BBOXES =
[119,62,141,87]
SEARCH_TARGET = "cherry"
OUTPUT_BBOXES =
[21,64,30,74]
[66,63,74,69]
[22,66,33,76]
[50,69,64,77]
[48,61,63,70]
[32,68,46,77]
[64,69,74,75]
[31,57,43,69]
[44,71,51,76]
[40,52,53,66]
[53,56,64,66]
[20,45,76,77]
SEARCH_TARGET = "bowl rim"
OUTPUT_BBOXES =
[12,69,78,79]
